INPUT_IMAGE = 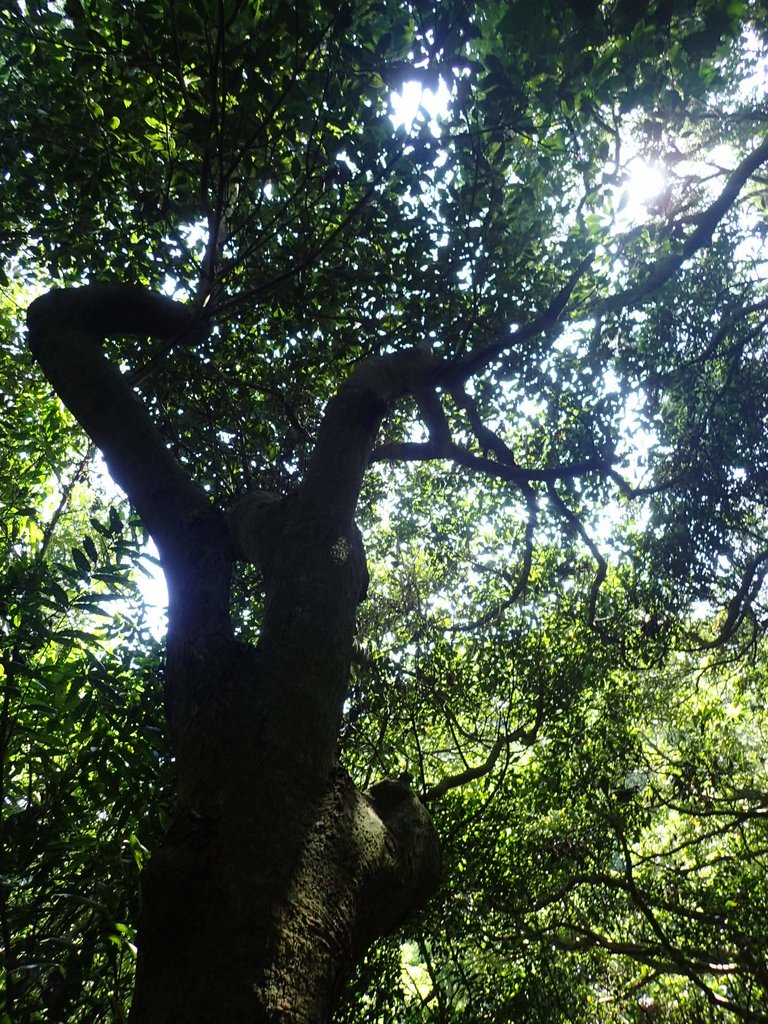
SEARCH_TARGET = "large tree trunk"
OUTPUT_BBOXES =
[27,286,440,1024]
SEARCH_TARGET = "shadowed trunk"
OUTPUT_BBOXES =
[27,286,440,1024]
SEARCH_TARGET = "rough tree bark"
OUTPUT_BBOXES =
[27,285,441,1024]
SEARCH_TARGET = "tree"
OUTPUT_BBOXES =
[3,0,768,1020]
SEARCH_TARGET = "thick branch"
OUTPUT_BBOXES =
[27,285,231,648]
[298,346,438,527]
[225,489,289,573]
[242,351,440,784]
[28,285,207,346]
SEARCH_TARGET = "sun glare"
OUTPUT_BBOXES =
[390,78,451,133]
[608,157,670,230]
[92,453,168,639]
[624,160,667,206]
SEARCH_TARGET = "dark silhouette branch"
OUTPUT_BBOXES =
[26,285,232,651]
[373,437,612,488]
[440,254,594,386]
[415,388,452,451]
[428,135,768,393]
[299,346,437,526]
[421,733,507,803]
[598,134,768,316]
[698,548,768,648]
[547,483,607,628]
[421,709,542,804]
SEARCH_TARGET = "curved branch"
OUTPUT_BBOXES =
[599,134,768,316]
[440,255,593,386]
[699,548,768,648]
[298,346,438,527]
[27,285,231,648]
[432,136,768,390]
[421,733,507,803]
[547,483,607,628]
[28,284,206,347]
[421,708,542,804]
[373,438,612,488]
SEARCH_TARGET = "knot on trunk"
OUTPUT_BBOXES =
[361,777,441,935]
[259,767,440,1022]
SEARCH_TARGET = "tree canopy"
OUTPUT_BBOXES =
[3,0,768,1021]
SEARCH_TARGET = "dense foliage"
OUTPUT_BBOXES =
[2,0,768,1020]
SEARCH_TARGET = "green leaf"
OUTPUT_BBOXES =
[47,580,70,608]
[71,547,91,577]
[83,536,99,563]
